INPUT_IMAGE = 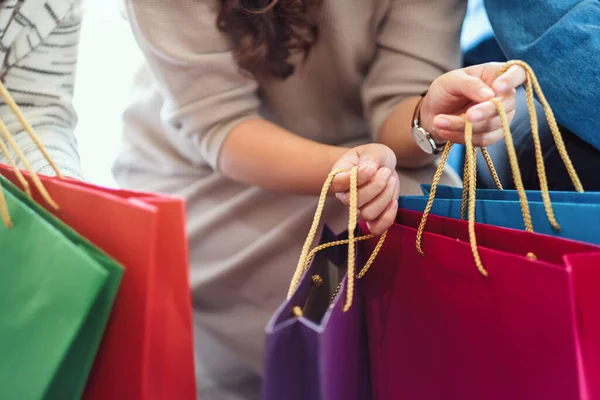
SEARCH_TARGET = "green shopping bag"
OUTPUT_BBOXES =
[0,174,123,400]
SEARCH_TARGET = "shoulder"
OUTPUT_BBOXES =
[125,0,233,59]
[1,0,80,37]
[1,0,81,66]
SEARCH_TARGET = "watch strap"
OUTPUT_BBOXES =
[411,90,446,155]
[412,90,428,127]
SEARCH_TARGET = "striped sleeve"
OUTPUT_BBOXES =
[0,0,83,179]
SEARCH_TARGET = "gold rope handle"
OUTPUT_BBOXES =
[464,98,540,275]
[0,180,10,227]
[0,118,59,210]
[0,137,32,198]
[499,61,582,193]
[460,147,478,220]
[0,133,35,227]
[481,148,503,190]
[460,61,581,231]
[460,148,502,220]
[418,108,534,275]
[464,119,486,274]
[287,166,387,312]
[496,61,584,232]
[416,60,581,275]
[457,63,580,230]
[0,80,63,227]
[415,141,453,255]
[493,98,533,232]
[0,82,63,179]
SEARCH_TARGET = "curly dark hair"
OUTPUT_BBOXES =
[217,0,323,80]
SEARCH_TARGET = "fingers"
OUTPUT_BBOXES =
[433,90,515,130]
[366,199,399,236]
[466,89,517,123]
[435,111,514,147]
[335,167,393,208]
[441,70,496,103]
[330,144,399,235]
[335,170,400,236]
[437,127,506,148]
[493,65,527,95]
[331,162,378,193]
[331,144,397,193]
[361,173,400,235]
[358,173,399,221]
[433,90,517,147]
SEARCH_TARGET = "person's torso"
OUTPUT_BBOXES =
[116,0,392,177]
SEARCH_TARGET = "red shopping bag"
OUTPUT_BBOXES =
[0,164,197,400]
[360,208,600,400]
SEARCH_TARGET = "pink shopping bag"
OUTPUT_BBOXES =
[360,209,600,400]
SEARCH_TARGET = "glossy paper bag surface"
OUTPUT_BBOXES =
[0,165,196,400]
[0,175,122,400]
[361,209,600,400]
[263,227,372,400]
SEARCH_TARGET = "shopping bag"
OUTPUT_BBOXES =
[264,167,387,400]
[360,208,600,400]
[420,183,600,202]
[404,183,600,243]
[361,61,600,399]
[0,164,197,400]
[399,188,600,244]
[264,227,372,400]
[0,174,123,400]
[0,82,196,399]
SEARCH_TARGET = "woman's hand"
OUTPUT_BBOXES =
[331,144,399,235]
[420,62,527,147]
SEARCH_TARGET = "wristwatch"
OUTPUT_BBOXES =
[411,90,446,155]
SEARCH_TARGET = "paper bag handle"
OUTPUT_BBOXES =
[416,60,583,275]
[287,167,387,312]
[0,80,63,227]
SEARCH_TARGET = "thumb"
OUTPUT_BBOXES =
[331,144,396,193]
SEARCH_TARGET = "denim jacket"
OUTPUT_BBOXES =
[485,0,600,151]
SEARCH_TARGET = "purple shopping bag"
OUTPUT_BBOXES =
[263,226,372,400]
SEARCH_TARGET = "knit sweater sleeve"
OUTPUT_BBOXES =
[0,0,83,179]
[361,0,468,140]
[125,0,262,172]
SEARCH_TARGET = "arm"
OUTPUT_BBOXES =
[0,1,83,179]
[361,0,468,168]
[220,120,347,194]
[126,0,347,195]
[485,0,600,150]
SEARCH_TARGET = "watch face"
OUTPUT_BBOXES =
[411,126,434,154]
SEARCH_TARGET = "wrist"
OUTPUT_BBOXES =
[327,145,350,168]
[419,93,445,145]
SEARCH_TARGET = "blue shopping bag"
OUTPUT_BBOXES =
[420,184,600,203]
[399,188,600,245]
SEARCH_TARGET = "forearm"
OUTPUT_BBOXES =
[377,96,438,169]
[0,1,83,179]
[219,119,348,195]
[10,125,83,180]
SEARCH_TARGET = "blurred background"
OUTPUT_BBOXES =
[73,0,142,187]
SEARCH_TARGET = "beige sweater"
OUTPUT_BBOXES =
[116,0,466,398]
